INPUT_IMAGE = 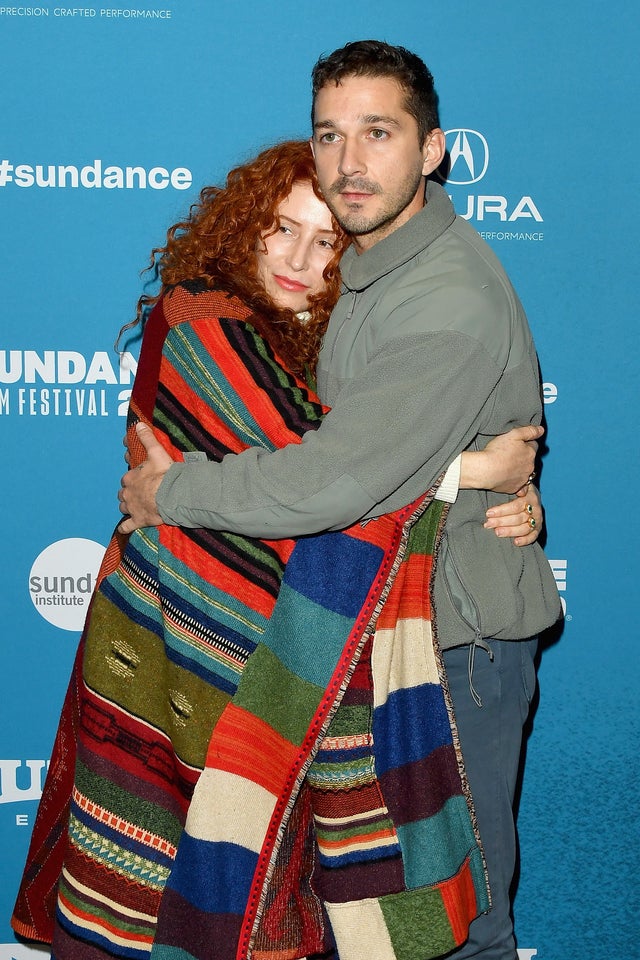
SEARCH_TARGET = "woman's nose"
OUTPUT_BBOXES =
[286,239,310,271]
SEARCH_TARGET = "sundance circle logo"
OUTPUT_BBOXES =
[29,538,105,631]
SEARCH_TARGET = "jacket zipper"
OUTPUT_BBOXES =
[328,290,358,371]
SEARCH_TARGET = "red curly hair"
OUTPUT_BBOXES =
[128,140,349,375]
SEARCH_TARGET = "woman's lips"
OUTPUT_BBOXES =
[274,275,309,292]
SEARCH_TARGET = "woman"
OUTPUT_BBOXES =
[12,141,542,960]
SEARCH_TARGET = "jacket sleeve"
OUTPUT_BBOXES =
[156,326,504,537]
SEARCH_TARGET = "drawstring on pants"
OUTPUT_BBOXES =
[468,635,494,707]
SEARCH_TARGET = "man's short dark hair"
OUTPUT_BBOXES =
[311,40,440,144]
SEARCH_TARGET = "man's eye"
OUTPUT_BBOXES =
[370,129,389,140]
[319,133,338,143]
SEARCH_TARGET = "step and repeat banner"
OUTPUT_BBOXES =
[0,3,636,959]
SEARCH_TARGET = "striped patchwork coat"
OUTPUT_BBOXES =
[12,282,489,960]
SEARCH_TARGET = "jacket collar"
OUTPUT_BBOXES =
[339,181,456,292]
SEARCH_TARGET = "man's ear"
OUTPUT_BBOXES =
[309,136,316,160]
[421,128,446,176]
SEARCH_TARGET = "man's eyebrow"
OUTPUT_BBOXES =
[313,115,401,130]
[361,114,401,127]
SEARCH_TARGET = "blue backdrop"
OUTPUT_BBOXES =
[1,3,637,959]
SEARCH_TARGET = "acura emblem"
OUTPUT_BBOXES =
[440,129,489,185]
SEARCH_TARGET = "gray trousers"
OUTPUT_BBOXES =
[442,637,539,960]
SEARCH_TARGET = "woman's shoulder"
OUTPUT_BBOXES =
[162,280,253,328]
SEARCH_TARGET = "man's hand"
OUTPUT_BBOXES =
[484,485,543,546]
[117,423,173,535]
[460,425,542,494]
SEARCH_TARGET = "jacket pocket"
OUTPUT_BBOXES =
[439,523,525,640]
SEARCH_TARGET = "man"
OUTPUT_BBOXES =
[119,41,560,959]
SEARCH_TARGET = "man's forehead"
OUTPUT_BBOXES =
[313,74,409,121]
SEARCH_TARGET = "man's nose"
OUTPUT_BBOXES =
[337,139,366,178]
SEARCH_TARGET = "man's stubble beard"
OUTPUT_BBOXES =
[323,165,425,241]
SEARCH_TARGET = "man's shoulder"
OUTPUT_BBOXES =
[403,208,523,319]
[363,216,527,365]
[387,219,520,314]
[442,216,517,284]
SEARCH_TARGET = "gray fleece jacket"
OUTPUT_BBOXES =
[157,181,561,647]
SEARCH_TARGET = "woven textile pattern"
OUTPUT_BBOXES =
[12,282,488,960]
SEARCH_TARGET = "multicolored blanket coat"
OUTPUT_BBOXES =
[12,282,489,960]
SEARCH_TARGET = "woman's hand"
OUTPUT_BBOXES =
[483,485,543,546]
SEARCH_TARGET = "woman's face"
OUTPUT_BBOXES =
[256,181,337,313]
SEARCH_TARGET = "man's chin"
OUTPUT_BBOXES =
[334,210,382,236]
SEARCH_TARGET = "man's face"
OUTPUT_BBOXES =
[311,74,444,251]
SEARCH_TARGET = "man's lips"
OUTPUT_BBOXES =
[340,191,373,203]
[274,275,309,292]
[331,178,379,204]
